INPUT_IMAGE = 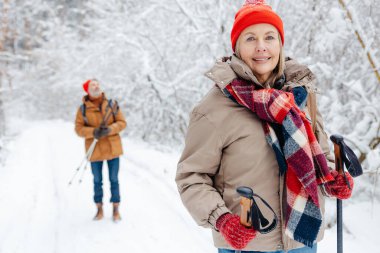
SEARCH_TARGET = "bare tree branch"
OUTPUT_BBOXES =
[338,0,380,84]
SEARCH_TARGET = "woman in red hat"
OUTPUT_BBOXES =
[176,0,354,252]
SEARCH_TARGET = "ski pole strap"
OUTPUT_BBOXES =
[330,134,363,178]
[339,139,363,177]
[107,99,119,123]
[101,99,119,127]
[250,192,278,234]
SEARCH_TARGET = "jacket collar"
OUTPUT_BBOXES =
[82,92,107,108]
[205,55,263,90]
[205,55,317,93]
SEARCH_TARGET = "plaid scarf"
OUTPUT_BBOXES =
[221,78,334,247]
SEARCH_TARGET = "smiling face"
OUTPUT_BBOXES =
[237,23,281,84]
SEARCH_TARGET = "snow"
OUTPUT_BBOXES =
[321,199,380,253]
[1,0,379,251]
[0,120,213,253]
[0,120,379,253]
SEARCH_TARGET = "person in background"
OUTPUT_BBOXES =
[75,79,126,222]
[175,0,354,252]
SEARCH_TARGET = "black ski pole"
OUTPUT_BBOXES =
[331,137,344,253]
[330,134,363,253]
[236,186,278,252]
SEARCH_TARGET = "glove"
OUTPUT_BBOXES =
[216,213,256,250]
[93,126,111,140]
[325,171,354,200]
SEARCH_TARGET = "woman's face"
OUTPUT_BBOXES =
[237,23,281,83]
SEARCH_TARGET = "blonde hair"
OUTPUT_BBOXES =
[235,34,285,88]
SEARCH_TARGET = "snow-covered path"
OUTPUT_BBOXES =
[0,121,213,253]
[0,121,379,253]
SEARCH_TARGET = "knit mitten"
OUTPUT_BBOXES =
[216,213,256,250]
[325,171,354,200]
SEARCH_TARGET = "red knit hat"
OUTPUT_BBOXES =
[82,80,91,93]
[231,0,284,52]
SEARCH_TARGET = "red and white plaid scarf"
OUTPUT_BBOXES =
[222,79,334,247]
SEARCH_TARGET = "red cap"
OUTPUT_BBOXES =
[82,80,91,93]
[231,0,284,52]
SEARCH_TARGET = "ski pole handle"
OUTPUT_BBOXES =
[330,134,360,190]
[330,134,344,175]
[237,186,254,227]
[240,196,253,227]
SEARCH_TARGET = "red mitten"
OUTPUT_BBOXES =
[325,171,354,200]
[216,213,256,250]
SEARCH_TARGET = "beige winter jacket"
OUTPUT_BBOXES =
[176,55,334,251]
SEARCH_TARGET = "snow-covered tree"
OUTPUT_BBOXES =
[1,0,379,185]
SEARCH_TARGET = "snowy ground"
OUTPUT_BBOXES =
[0,120,379,253]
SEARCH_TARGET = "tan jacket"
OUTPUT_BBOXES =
[175,56,334,251]
[75,94,127,162]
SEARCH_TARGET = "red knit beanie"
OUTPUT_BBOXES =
[231,0,284,52]
[82,80,91,93]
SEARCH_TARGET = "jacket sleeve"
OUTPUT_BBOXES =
[74,107,95,139]
[175,110,230,230]
[108,107,127,136]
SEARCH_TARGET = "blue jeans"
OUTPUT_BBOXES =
[218,244,317,253]
[91,157,120,203]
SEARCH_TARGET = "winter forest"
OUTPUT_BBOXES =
[0,0,379,252]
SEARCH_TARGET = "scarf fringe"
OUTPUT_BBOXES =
[293,235,316,248]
